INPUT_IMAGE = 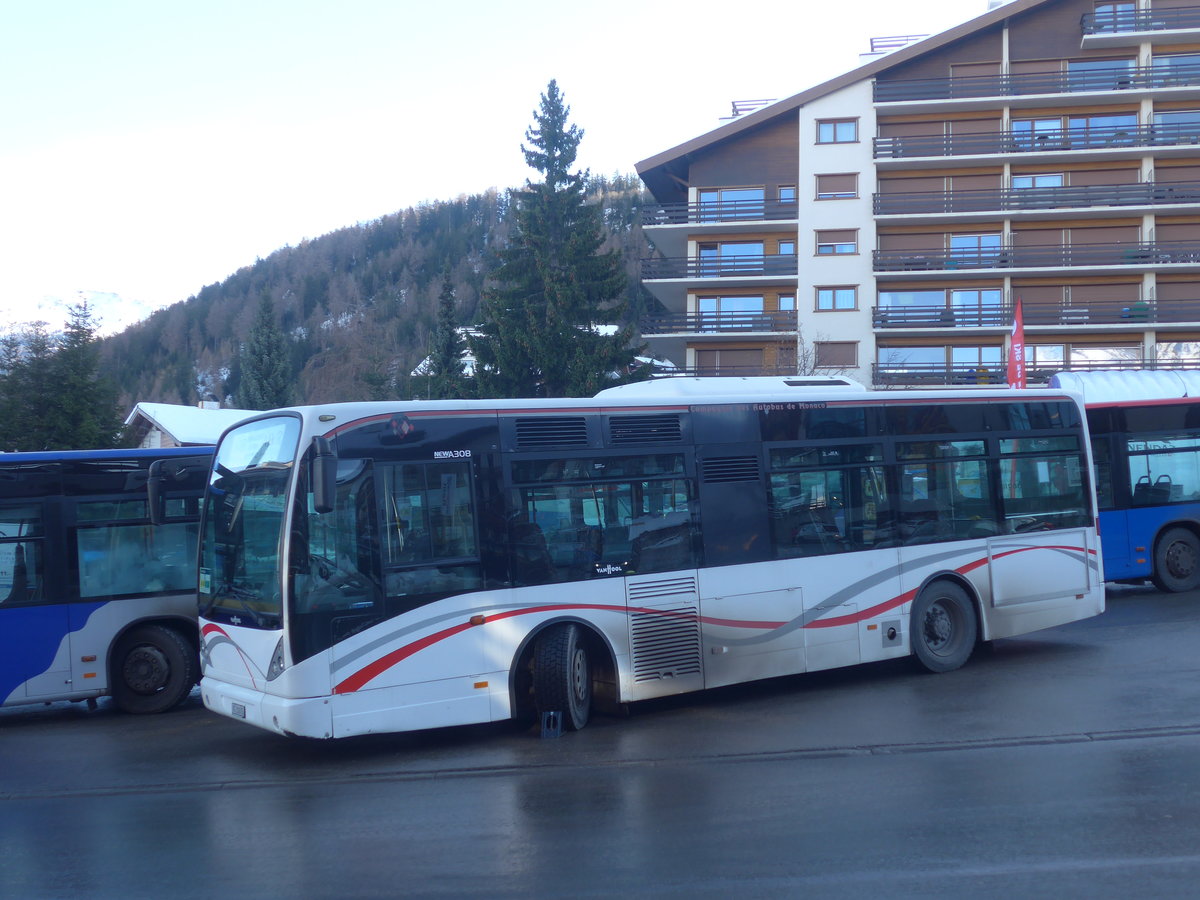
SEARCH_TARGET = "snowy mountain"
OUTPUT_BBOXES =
[0,290,160,338]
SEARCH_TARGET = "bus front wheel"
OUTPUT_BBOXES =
[111,624,198,714]
[532,624,592,731]
[911,581,977,673]
[1153,528,1200,593]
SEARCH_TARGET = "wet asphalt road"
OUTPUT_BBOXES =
[2,583,1199,899]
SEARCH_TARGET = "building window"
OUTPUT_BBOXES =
[697,187,765,221]
[1092,2,1135,33]
[1067,57,1133,92]
[777,240,796,256]
[779,185,797,203]
[1068,113,1137,148]
[816,173,858,200]
[816,229,858,255]
[1011,173,1064,189]
[815,342,857,368]
[698,295,765,330]
[816,286,858,311]
[1154,110,1200,143]
[817,119,858,144]
[778,294,796,312]
[698,241,763,276]
[695,347,765,375]
[949,233,1002,263]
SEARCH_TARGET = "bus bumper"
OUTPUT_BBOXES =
[200,677,334,739]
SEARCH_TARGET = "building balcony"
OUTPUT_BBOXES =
[870,298,1196,330]
[641,199,799,227]
[874,63,1200,108]
[651,363,799,378]
[873,181,1200,219]
[874,123,1200,164]
[871,357,1178,387]
[1081,7,1200,47]
[872,240,1200,276]
[641,254,799,281]
[641,311,797,337]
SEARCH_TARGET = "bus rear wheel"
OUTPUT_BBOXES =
[532,624,592,731]
[1153,528,1200,593]
[911,581,977,673]
[111,624,197,714]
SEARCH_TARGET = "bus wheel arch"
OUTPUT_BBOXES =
[1153,525,1200,593]
[109,622,198,714]
[909,577,979,674]
[511,618,616,731]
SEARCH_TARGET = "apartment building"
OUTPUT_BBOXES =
[636,0,1200,386]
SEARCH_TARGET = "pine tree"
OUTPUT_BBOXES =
[470,80,643,398]
[425,266,469,399]
[238,294,294,410]
[43,302,122,449]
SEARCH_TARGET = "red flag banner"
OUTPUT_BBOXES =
[1007,297,1026,388]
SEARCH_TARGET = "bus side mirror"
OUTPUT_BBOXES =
[312,437,337,514]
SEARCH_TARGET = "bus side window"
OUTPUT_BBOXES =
[0,504,44,605]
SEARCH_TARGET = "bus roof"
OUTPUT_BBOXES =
[1048,370,1200,407]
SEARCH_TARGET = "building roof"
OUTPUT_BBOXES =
[124,402,257,446]
[636,0,1052,197]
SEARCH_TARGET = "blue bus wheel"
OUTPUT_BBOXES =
[1153,528,1200,593]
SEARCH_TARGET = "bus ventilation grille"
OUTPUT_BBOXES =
[701,456,761,483]
[630,602,702,683]
[513,416,589,448]
[608,414,683,445]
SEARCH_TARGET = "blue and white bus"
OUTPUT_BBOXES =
[1,447,210,714]
[1052,370,1200,592]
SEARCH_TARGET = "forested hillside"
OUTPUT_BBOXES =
[99,173,658,406]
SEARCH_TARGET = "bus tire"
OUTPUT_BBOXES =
[911,581,977,674]
[532,624,592,731]
[1152,528,1200,593]
[111,624,198,715]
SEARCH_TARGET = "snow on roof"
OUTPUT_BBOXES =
[124,402,257,445]
[1047,370,1200,405]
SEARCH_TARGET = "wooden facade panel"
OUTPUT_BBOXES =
[689,115,798,194]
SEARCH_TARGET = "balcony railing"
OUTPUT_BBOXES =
[641,311,797,335]
[872,240,1200,273]
[1082,6,1200,35]
[873,181,1200,216]
[642,254,799,280]
[874,122,1200,160]
[870,299,1188,329]
[651,364,798,378]
[872,357,1173,387]
[641,199,799,227]
[873,62,1200,103]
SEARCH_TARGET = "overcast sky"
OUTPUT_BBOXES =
[0,0,985,329]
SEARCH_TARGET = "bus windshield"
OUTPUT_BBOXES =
[199,415,301,629]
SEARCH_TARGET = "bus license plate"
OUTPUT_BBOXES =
[231,702,247,719]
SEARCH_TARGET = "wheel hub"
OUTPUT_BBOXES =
[123,646,169,695]
[924,604,953,649]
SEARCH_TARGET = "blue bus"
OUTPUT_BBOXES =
[1053,371,1200,592]
[1,447,211,713]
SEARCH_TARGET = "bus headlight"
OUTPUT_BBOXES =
[266,637,287,681]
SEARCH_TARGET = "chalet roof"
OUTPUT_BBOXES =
[636,0,1052,197]
[123,402,257,446]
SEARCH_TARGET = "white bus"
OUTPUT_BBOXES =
[197,379,1104,739]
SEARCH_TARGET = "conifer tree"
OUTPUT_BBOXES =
[238,294,294,410]
[43,302,122,449]
[470,80,643,398]
[425,266,469,399]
